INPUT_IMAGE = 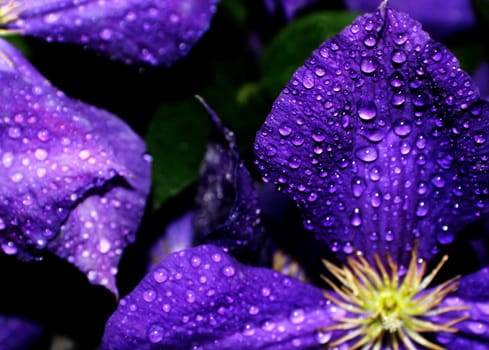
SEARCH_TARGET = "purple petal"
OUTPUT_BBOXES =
[254,7,489,265]
[0,39,151,294]
[474,62,489,101]
[264,0,319,20]
[5,0,218,66]
[0,315,44,350]
[194,98,268,264]
[345,0,476,39]
[149,211,195,267]
[102,244,340,350]
[432,268,489,348]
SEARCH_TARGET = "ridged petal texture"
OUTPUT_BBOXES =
[345,0,476,38]
[102,244,339,350]
[434,268,489,349]
[193,100,267,265]
[5,0,219,65]
[0,39,151,294]
[254,7,489,266]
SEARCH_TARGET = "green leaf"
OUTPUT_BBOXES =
[4,34,31,58]
[146,98,209,209]
[474,0,489,25]
[261,11,357,98]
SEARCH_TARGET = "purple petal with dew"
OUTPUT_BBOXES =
[0,38,151,294]
[0,315,44,350]
[345,0,476,39]
[193,97,268,265]
[4,0,219,66]
[102,244,344,350]
[432,268,489,348]
[254,7,489,266]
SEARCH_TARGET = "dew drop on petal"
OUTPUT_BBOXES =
[289,309,305,324]
[147,324,164,343]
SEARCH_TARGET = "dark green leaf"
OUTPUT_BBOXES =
[261,11,357,97]
[146,98,209,209]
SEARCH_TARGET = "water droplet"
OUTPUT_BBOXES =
[190,256,201,267]
[143,289,157,302]
[153,268,169,283]
[266,144,277,157]
[431,175,446,188]
[370,192,382,208]
[289,309,305,324]
[350,208,362,227]
[79,149,90,160]
[1,242,17,255]
[416,201,429,217]
[98,237,111,254]
[393,120,412,137]
[7,126,21,139]
[352,177,365,198]
[322,215,335,228]
[391,93,405,106]
[474,133,486,145]
[431,48,442,62]
[185,290,196,303]
[222,265,235,277]
[288,155,301,169]
[363,34,377,47]
[312,128,326,142]
[391,50,407,65]
[147,324,164,343]
[302,70,315,89]
[355,146,378,162]
[357,101,377,121]
[249,306,260,315]
[369,166,381,181]
[100,28,112,40]
[278,124,292,137]
[291,134,304,146]
[360,57,378,74]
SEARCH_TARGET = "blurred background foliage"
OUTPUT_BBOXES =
[2,0,488,348]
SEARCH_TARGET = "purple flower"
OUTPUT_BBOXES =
[1,0,219,65]
[0,38,151,295]
[102,6,489,349]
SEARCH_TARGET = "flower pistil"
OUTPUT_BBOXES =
[321,247,470,350]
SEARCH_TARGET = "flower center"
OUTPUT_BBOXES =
[0,0,22,29]
[320,248,469,350]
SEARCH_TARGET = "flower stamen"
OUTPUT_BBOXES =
[320,248,470,349]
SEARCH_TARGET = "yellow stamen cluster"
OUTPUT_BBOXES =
[321,249,469,350]
[0,0,23,34]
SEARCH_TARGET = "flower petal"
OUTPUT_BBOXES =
[264,0,319,20]
[194,98,268,264]
[433,268,489,348]
[0,315,44,350]
[5,0,219,66]
[345,0,476,39]
[254,7,489,265]
[102,244,339,350]
[0,39,151,294]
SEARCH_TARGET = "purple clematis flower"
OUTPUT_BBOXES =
[0,0,219,65]
[0,38,151,295]
[103,5,489,349]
